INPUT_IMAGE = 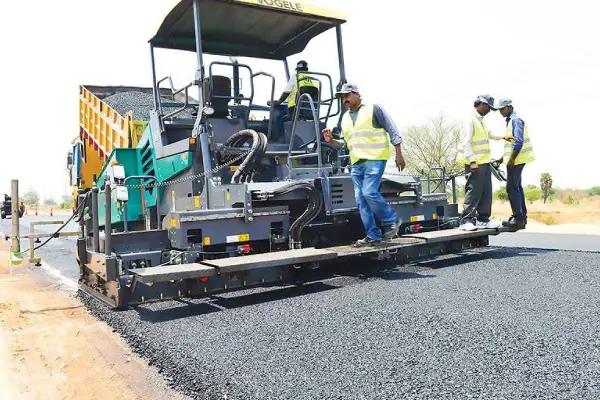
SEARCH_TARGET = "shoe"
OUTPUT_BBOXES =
[353,237,383,248]
[459,221,476,231]
[382,221,400,240]
[502,216,526,230]
[476,220,499,229]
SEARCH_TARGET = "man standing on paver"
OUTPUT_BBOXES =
[322,83,405,247]
[496,98,535,229]
[460,94,513,231]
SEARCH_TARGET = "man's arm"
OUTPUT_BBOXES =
[276,77,296,104]
[507,117,524,166]
[463,118,475,164]
[373,104,402,146]
[373,105,405,170]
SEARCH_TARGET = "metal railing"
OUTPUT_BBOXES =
[286,93,324,177]
[155,76,194,120]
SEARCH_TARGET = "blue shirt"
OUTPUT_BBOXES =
[348,103,402,146]
[506,110,525,150]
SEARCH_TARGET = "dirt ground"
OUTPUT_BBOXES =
[0,242,189,400]
[491,196,600,226]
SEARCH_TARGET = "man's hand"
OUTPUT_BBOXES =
[504,135,516,142]
[470,161,479,172]
[395,152,406,171]
[494,158,504,165]
[507,158,515,168]
[322,128,333,143]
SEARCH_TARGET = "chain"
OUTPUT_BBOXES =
[123,151,249,189]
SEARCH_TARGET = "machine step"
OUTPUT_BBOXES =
[131,263,217,284]
[403,226,515,243]
[201,247,338,273]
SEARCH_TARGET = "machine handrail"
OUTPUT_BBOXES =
[251,71,276,140]
[155,76,194,120]
[294,71,338,123]
[426,167,446,194]
[286,93,323,176]
[208,61,255,122]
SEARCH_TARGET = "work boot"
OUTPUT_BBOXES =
[382,221,400,240]
[502,216,526,230]
[353,237,383,248]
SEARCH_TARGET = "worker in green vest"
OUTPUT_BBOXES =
[459,94,513,231]
[323,83,405,247]
[496,98,535,229]
[274,60,319,118]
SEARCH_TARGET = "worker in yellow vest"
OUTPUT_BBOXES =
[460,94,513,231]
[496,98,535,229]
[323,83,405,247]
[275,60,319,118]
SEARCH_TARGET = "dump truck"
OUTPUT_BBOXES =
[72,0,514,309]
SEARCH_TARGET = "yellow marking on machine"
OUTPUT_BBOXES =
[410,215,425,222]
[170,219,177,227]
[432,213,437,220]
[194,196,200,208]
[226,234,250,243]
[204,237,211,245]
[233,0,346,20]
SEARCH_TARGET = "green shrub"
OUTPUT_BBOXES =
[587,186,600,196]
[525,187,543,204]
[59,201,74,210]
[494,187,508,202]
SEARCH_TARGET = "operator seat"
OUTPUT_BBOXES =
[206,75,247,144]
[210,75,232,118]
[296,85,320,120]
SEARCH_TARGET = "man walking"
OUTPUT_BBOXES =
[460,94,511,231]
[497,98,535,229]
[323,83,405,247]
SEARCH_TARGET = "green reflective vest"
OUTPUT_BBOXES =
[287,73,319,108]
[504,115,535,165]
[341,104,391,164]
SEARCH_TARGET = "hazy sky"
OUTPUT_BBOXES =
[1,0,598,200]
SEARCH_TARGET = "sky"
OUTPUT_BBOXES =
[1,0,598,201]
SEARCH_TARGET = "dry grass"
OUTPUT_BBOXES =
[491,195,600,225]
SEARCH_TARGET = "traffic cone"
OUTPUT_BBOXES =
[50,208,53,217]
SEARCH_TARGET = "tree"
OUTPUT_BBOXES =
[44,197,57,206]
[402,115,464,177]
[23,189,40,206]
[540,173,553,204]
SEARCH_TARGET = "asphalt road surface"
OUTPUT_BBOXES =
[3,215,600,399]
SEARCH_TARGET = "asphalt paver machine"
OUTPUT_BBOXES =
[76,0,512,308]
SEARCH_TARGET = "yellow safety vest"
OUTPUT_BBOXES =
[462,111,492,165]
[341,104,391,164]
[287,73,319,108]
[504,115,535,165]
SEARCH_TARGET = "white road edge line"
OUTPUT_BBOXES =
[39,261,78,290]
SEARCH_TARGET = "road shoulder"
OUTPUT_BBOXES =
[0,241,189,400]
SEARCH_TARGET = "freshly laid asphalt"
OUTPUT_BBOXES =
[3,215,600,399]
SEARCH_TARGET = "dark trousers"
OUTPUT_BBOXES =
[506,163,527,221]
[461,163,492,223]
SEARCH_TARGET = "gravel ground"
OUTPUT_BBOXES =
[80,247,600,400]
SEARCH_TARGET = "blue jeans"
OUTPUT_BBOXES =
[350,160,398,240]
